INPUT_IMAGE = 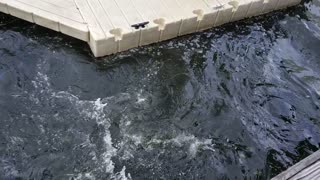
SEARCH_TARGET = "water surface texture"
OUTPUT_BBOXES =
[1,1,320,179]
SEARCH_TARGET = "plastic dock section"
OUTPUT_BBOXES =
[272,150,320,180]
[0,0,301,57]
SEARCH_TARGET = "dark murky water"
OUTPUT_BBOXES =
[1,1,320,180]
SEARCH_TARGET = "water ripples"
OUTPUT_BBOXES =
[0,1,320,179]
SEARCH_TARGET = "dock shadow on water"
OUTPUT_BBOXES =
[0,1,320,179]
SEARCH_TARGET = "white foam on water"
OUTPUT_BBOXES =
[111,166,132,180]
[25,61,132,180]
[27,58,215,179]
[71,172,96,180]
[113,91,216,159]
[118,131,216,159]
[136,90,147,104]
[169,133,215,157]
[129,134,143,146]
[136,96,146,104]
[52,91,131,179]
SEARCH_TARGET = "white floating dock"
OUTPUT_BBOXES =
[272,150,320,180]
[0,0,301,57]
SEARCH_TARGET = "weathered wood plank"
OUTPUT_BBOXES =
[272,150,320,180]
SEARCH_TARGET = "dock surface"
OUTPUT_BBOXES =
[272,150,320,180]
[0,0,301,57]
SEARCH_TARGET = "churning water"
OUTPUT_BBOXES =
[0,1,320,179]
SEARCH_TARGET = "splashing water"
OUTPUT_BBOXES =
[0,1,320,179]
